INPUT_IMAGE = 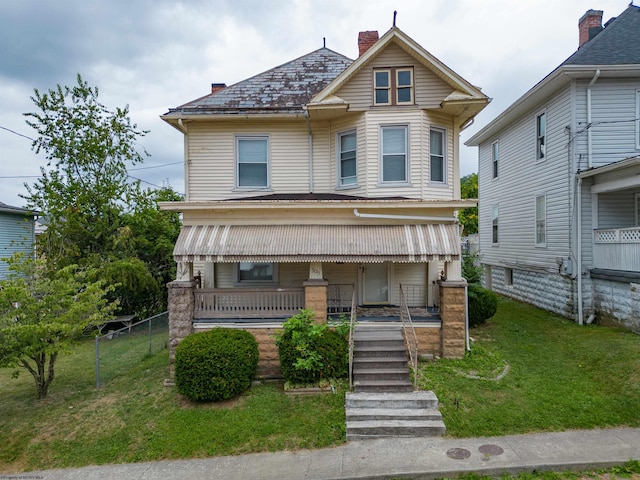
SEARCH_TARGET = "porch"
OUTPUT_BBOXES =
[191,284,441,324]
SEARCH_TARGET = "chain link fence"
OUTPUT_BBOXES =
[95,311,168,388]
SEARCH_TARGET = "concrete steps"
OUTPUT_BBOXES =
[352,325,411,392]
[345,391,446,440]
[347,325,445,439]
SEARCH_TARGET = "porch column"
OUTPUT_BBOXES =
[444,259,463,281]
[167,261,196,380]
[439,278,467,359]
[304,262,328,323]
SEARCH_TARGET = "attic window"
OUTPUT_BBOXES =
[374,67,414,106]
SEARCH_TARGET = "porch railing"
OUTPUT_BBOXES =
[593,227,640,272]
[193,288,305,319]
[399,284,419,390]
[397,283,440,312]
[327,283,355,314]
[347,284,357,390]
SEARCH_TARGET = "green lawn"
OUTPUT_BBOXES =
[420,296,640,437]
[1,295,639,473]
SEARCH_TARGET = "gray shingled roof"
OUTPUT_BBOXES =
[564,5,640,65]
[167,47,353,115]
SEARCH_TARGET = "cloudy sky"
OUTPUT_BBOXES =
[0,0,629,207]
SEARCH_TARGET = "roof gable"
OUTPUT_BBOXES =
[564,5,640,65]
[310,26,486,105]
[166,48,352,116]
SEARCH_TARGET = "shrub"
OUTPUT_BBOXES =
[462,252,482,284]
[467,283,498,327]
[276,309,348,384]
[175,328,259,402]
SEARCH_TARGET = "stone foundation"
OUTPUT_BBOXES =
[414,326,442,358]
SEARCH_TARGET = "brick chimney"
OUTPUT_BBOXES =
[211,83,226,94]
[358,31,379,56]
[578,9,603,47]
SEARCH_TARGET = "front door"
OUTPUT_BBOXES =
[363,263,389,304]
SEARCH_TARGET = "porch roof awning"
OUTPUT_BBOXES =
[174,224,461,263]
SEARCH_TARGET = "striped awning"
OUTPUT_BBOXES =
[174,224,461,263]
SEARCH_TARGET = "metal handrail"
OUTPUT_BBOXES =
[399,284,419,390]
[347,284,357,390]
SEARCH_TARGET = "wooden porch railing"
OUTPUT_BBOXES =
[194,288,305,319]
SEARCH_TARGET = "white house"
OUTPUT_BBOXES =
[466,5,640,332]
[161,25,489,376]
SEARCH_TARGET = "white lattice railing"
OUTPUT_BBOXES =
[593,227,640,272]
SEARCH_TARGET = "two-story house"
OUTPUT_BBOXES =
[466,5,640,332]
[0,201,37,280]
[161,25,489,377]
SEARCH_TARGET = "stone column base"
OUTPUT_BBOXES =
[303,279,328,323]
[439,280,467,359]
[167,280,196,379]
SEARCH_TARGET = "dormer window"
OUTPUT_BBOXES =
[374,67,414,106]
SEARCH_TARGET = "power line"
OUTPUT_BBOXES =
[0,124,35,142]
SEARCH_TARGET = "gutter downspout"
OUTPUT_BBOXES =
[305,110,314,193]
[586,69,600,169]
[577,177,583,325]
[353,209,458,222]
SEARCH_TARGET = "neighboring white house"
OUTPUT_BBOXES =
[0,202,37,280]
[161,25,489,376]
[466,5,640,332]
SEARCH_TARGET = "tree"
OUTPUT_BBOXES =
[0,254,116,399]
[459,173,478,235]
[21,75,181,318]
[22,74,148,268]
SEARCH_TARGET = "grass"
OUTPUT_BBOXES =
[420,296,640,437]
[1,295,639,473]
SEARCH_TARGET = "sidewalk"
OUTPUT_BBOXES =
[21,427,640,480]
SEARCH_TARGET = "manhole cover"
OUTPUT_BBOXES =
[479,444,504,456]
[446,448,471,460]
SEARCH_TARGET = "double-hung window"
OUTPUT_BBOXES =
[492,141,499,179]
[430,127,445,183]
[374,68,414,106]
[535,195,546,246]
[492,205,499,245]
[536,112,546,160]
[380,126,408,183]
[236,136,269,188]
[338,130,357,187]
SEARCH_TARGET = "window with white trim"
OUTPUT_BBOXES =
[492,141,499,179]
[338,130,357,187]
[373,68,414,106]
[380,125,408,183]
[430,127,445,183]
[535,194,546,246]
[235,262,278,284]
[492,205,499,245]
[536,112,546,160]
[236,136,269,188]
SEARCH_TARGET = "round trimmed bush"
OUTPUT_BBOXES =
[175,328,259,402]
[468,283,498,327]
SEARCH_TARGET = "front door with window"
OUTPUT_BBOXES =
[363,263,389,304]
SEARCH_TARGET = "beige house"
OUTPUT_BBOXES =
[161,26,489,378]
